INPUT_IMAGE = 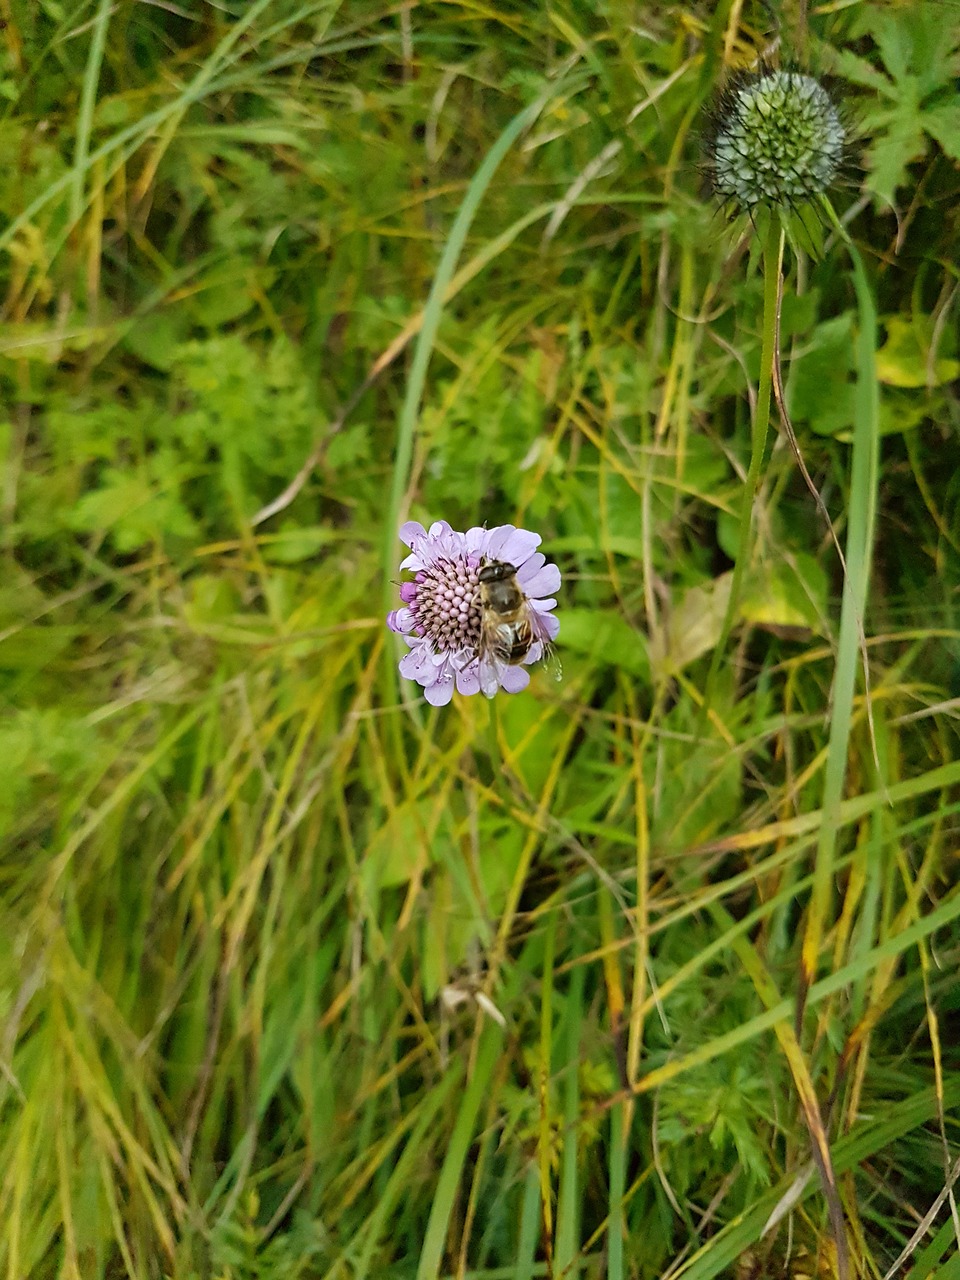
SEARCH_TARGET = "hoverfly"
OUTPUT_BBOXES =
[474,559,561,697]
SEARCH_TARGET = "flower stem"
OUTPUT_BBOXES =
[487,698,503,778]
[701,211,784,723]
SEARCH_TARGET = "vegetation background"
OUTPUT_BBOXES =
[2,1,960,1277]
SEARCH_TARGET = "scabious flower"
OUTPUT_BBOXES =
[387,520,560,706]
[705,69,845,213]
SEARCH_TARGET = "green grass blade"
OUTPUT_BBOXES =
[515,1165,542,1280]
[70,0,111,228]
[635,881,960,1095]
[351,1073,461,1279]
[416,1022,504,1280]
[800,232,880,1009]
[380,87,566,629]
[0,0,278,255]
[903,1215,960,1280]
[701,213,783,723]
[673,1078,960,1280]
[554,961,585,1278]
[607,1099,625,1280]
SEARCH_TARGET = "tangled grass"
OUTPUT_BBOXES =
[2,2,960,1277]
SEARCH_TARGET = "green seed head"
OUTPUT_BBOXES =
[707,71,844,211]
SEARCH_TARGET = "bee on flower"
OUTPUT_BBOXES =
[386,520,561,705]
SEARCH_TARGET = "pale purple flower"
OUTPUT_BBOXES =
[387,520,561,706]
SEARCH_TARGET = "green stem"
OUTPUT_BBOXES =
[487,698,503,779]
[702,211,784,722]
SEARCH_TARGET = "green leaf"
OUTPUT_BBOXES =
[649,574,733,678]
[877,390,933,437]
[326,424,370,470]
[69,463,198,552]
[741,554,829,634]
[259,525,342,564]
[363,799,450,890]
[924,102,960,161]
[862,110,928,207]
[837,5,960,204]
[786,312,856,437]
[876,315,960,388]
[188,276,257,328]
[123,309,190,371]
[560,608,649,680]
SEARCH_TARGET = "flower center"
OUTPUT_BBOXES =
[411,557,483,654]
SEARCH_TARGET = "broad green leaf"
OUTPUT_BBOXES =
[741,554,828,634]
[560,608,649,680]
[123,309,189,371]
[786,312,856,437]
[833,6,960,204]
[363,799,450,890]
[649,574,732,677]
[876,315,960,388]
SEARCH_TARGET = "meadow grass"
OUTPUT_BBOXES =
[2,2,960,1277]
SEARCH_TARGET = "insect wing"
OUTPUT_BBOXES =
[527,607,562,682]
[541,642,563,683]
[528,602,559,645]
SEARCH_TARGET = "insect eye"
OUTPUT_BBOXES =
[480,560,514,584]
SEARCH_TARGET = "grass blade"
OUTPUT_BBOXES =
[554,960,585,1278]
[70,0,111,229]
[515,1165,542,1280]
[799,230,880,1017]
[380,83,573,634]
[415,1022,503,1280]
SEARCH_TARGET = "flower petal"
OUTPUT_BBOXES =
[482,525,516,561]
[424,674,455,705]
[478,654,501,699]
[449,647,477,671]
[390,607,414,634]
[399,520,427,548]
[499,665,531,694]
[399,645,433,680]
[521,640,544,665]
[497,527,541,567]
[463,526,487,557]
[531,609,560,642]
[426,520,462,562]
[456,663,481,696]
[519,563,561,597]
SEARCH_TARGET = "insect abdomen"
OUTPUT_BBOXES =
[496,621,533,664]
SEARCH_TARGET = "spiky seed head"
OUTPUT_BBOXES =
[706,70,844,213]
